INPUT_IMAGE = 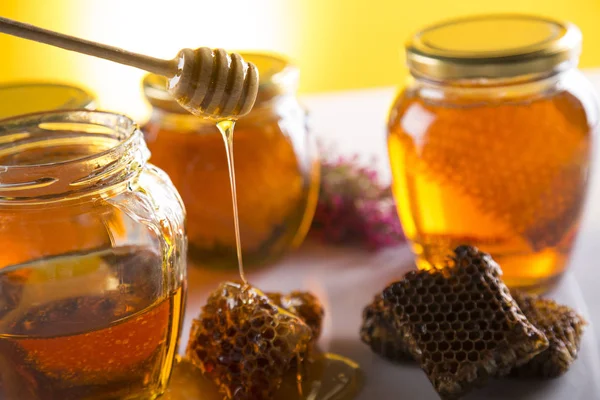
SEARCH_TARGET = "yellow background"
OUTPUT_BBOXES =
[1,0,599,121]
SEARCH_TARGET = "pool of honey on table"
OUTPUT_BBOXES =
[388,88,594,290]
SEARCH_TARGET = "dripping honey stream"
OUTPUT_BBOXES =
[216,119,247,285]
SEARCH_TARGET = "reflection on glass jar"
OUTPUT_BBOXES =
[0,82,96,120]
[142,52,319,269]
[387,15,599,291]
[0,111,186,399]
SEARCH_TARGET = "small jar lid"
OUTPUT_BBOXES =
[143,52,298,114]
[0,82,96,120]
[406,14,582,81]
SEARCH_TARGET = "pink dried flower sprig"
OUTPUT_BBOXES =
[310,154,405,250]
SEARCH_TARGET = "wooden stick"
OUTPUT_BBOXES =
[0,16,177,77]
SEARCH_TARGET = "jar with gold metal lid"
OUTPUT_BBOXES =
[142,52,319,269]
[387,14,599,291]
[0,82,96,119]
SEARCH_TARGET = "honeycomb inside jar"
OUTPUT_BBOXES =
[388,85,595,291]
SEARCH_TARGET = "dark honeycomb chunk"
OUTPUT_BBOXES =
[361,290,587,380]
[510,291,586,378]
[186,282,312,400]
[360,294,411,362]
[382,245,549,399]
[266,291,324,346]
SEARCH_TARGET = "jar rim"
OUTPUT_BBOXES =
[0,81,96,120]
[406,14,582,81]
[142,51,299,114]
[0,110,148,202]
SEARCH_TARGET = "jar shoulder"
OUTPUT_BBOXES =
[389,71,600,135]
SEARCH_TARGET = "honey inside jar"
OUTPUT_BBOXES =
[0,247,184,400]
[387,15,599,291]
[142,53,319,269]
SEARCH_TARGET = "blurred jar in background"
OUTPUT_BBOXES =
[0,82,96,120]
[387,15,599,291]
[142,52,320,269]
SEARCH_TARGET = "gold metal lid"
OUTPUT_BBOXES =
[406,14,582,81]
[143,52,298,114]
[0,82,96,120]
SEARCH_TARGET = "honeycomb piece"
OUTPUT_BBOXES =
[361,290,588,379]
[186,282,312,400]
[360,294,411,362]
[267,291,324,343]
[383,245,549,399]
[511,291,587,378]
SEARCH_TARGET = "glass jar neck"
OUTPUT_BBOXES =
[410,67,576,102]
[0,111,148,204]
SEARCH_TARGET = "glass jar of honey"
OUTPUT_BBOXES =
[0,111,186,399]
[0,82,96,119]
[142,52,319,269]
[387,15,599,291]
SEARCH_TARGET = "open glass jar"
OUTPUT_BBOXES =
[142,52,319,269]
[387,15,599,291]
[0,111,186,399]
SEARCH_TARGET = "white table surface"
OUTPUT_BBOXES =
[180,70,600,399]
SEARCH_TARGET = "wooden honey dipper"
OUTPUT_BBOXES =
[0,16,259,119]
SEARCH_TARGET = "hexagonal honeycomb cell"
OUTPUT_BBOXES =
[360,294,411,363]
[186,282,313,400]
[382,245,549,399]
[362,289,587,381]
[510,291,587,378]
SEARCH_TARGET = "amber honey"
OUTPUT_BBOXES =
[388,15,599,291]
[0,247,184,400]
